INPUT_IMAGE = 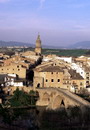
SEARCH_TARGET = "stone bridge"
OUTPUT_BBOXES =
[36,88,90,109]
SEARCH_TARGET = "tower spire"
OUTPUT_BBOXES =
[35,33,42,55]
[37,32,40,39]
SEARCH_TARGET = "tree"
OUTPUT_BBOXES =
[29,90,39,105]
[9,88,30,107]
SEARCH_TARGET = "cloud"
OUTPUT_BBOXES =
[40,0,45,8]
[73,25,85,30]
[0,0,10,3]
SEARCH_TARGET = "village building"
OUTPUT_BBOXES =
[0,63,26,78]
[0,35,42,80]
[71,60,90,87]
[43,54,72,63]
[33,60,85,93]
[1,35,90,95]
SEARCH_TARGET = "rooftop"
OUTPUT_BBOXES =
[69,70,84,80]
[41,65,64,72]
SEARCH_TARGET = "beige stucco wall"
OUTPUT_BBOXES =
[35,48,41,55]
[33,77,44,88]
[34,71,65,88]
[71,79,85,90]
[43,72,64,88]
[0,64,26,78]
[34,70,85,91]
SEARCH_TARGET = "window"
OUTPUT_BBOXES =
[2,69,3,71]
[73,81,75,84]
[67,81,69,84]
[58,79,60,82]
[46,79,48,82]
[86,81,89,83]
[86,77,89,80]
[80,82,83,86]
[86,72,89,75]
[51,72,53,74]
[18,69,20,71]
[13,69,14,70]
[51,79,54,82]
[17,66,19,68]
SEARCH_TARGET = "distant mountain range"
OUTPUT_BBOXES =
[68,41,90,49]
[0,40,90,49]
[0,40,65,49]
[0,41,35,48]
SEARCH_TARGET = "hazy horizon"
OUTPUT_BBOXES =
[0,0,90,46]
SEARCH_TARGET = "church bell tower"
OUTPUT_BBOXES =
[35,34,42,55]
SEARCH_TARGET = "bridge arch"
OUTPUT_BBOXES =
[42,92,50,102]
[36,88,90,109]
[53,95,65,109]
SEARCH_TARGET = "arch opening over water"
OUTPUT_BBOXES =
[53,95,65,109]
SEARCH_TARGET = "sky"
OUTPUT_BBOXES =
[0,0,90,46]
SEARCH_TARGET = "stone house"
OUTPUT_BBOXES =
[33,61,85,93]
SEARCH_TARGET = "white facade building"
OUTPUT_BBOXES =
[55,57,72,63]
[71,63,85,78]
[43,56,72,63]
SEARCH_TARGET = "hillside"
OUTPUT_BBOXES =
[0,41,34,47]
[42,49,88,56]
[68,41,90,49]
[0,40,90,49]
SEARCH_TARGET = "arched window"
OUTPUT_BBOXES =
[37,83,40,88]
